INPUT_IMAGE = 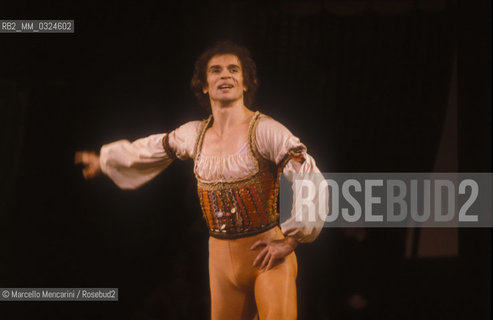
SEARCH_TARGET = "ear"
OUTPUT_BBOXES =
[203,87,208,94]
[243,87,248,92]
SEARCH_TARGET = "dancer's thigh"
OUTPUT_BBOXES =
[254,245,298,319]
[209,237,257,320]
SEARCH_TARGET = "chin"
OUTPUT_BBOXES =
[215,96,241,104]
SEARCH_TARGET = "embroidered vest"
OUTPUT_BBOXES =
[192,111,304,239]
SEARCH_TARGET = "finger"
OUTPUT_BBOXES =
[250,240,267,250]
[266,256,277,271]
[252,247,268,267]
[83,168,94,179]
[260,252,271,269]
[74,151,84,164]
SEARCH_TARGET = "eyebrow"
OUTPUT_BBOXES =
[208,64,241,70]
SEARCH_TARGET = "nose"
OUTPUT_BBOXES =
[219,69,232,79]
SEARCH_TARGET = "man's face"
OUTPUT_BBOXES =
[203,54,247,105]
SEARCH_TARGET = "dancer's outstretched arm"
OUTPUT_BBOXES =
[74,120,202,189]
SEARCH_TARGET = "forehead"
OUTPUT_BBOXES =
[207,54,241,68]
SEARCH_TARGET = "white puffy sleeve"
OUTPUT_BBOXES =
[255,116,329,243]
[100,120,202,189]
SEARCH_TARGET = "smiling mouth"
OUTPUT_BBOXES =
[218,85,233,89]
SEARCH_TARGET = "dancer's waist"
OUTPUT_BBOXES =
[208,222,278,240]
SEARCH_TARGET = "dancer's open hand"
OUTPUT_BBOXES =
[250,237,298,271]
[74,151,101,179]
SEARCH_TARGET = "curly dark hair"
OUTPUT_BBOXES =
[190,40,259,111]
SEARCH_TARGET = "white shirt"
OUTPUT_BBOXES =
[100,112,328,243]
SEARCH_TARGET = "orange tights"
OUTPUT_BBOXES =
[208,226,298,320]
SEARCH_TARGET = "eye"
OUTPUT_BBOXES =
[230,68,239,73]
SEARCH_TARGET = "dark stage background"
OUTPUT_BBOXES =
[0,1,490,319]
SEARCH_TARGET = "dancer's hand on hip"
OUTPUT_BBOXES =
[74,151,101,179]
[250,237,298,271]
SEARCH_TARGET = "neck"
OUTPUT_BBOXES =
[210,100,253,135]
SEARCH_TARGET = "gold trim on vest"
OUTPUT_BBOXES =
[194,111,281,239]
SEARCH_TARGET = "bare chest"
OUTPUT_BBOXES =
[201,125,249,156]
